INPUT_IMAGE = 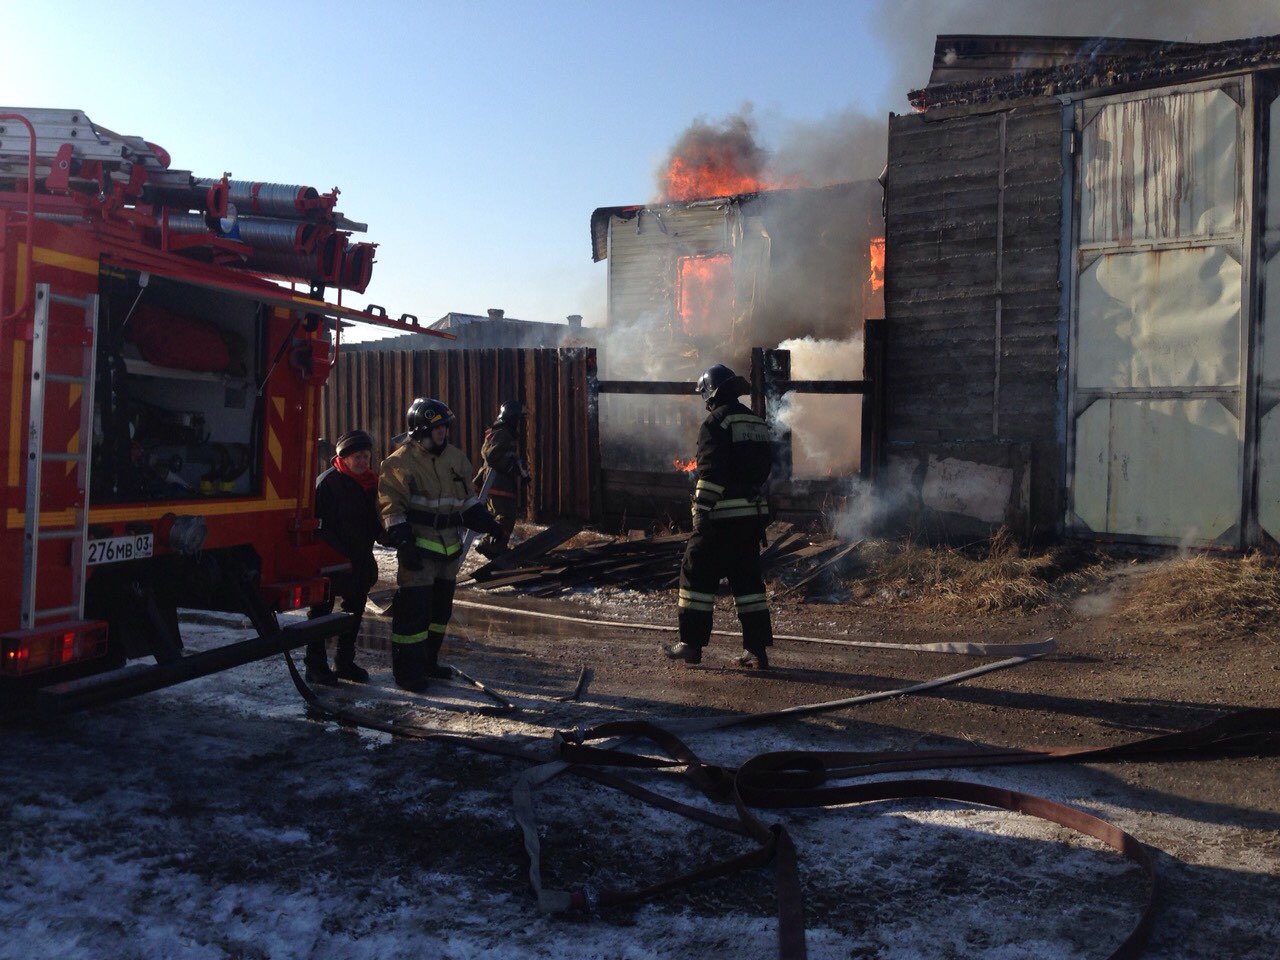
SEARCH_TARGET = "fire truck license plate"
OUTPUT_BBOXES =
[86,534,154,566]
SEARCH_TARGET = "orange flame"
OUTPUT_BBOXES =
[678,255,734,338]
[868,236,885,293]
[663,155,765,202]
[673,457,698,473]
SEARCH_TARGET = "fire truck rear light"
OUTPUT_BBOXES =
[266,578,329,612]
[1,621,109,677]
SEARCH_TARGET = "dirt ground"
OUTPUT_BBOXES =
[3,544,1277,959]
[348,545,1280,957]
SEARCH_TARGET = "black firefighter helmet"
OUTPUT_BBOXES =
[406,397,455,436]
[695,364,750,410]
[498,400,524,424]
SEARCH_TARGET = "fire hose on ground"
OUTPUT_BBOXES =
[282,642,1280,960]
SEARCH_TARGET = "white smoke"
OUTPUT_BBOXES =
[773,336,865,479]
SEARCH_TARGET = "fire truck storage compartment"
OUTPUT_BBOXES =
[92,270,266,504]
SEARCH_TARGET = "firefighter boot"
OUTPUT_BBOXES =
[662,641,703,665]
[424,631,453,680]
[334,635,370,684]
[392,641,429,693]
[303,641,339,686]
[732,647,770,670]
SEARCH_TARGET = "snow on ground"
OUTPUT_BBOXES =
[1,619,1276,959]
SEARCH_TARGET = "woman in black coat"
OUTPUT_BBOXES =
[305,429,382,684]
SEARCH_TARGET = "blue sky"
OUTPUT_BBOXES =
[5,2,1279,338]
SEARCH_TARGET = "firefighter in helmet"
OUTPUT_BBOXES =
[474,399,530,560]
[378,398,505,692]
[663,363,774,669]
[305,428,381,685]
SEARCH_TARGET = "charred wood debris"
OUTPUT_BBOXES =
[463,523,856,599]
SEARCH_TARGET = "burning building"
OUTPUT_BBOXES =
[884,32,1280,549]
[590,171,884,480]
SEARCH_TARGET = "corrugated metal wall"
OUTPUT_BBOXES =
[320,347,598,522]
[1067,79,1251,547]
[1258,83,1280,544]
[884,102,1064,535]
[605,205,736,352]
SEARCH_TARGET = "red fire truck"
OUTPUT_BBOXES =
[0,108,441,713]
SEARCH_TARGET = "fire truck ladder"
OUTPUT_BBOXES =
[20,283,99,629]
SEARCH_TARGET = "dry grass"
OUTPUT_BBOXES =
[1121,552,1280,633]
[845,529,1103,613]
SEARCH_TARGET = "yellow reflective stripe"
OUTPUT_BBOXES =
[428,623,448,632]
[679,588,716,602]
[695,479,725,493]
[678,597,715,611]
[414,536,462,556]
[391,631,429,645]
[736,601,769,613]
[735,593,767,604]
[722,414,766,426]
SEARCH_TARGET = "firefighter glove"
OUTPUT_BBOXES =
[462,502,504,538]
[384,521,414,550]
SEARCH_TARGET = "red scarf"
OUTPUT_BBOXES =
[333,455,378,491]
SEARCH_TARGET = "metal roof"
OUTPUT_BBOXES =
[909,32,1280,112]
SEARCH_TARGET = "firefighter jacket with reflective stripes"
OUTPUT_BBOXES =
[692,399,772,521]
[378,439,480,558]
[472,420,521,499]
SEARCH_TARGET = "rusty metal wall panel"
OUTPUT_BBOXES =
[1257,92,1280,541]
[1080,86,1242,245]
[1068,78,1251,547]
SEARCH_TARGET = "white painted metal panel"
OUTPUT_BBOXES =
[1076,248,1241,389]
[1080,88,1241,244]
[1074,398,1240,540]
[1069,79,1249,547]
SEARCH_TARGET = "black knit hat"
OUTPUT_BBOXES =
[335,429,373,457]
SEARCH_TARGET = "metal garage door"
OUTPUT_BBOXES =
[1067,79,1253,547]
[1256,89,1280,544]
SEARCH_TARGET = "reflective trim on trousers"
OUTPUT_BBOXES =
[709,503,768,520]
[414,536,462,557]
[428,622,448,633]
[678,597,715,612]
[391,631,429,645]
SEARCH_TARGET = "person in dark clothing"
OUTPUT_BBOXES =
[305,429,382,685]
[474,400,529,560]
[663,364,774,669]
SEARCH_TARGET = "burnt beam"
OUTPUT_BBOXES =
[597,380,697,394]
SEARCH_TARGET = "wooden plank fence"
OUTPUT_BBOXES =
[320,330,882,531]
[321,346,598,523]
